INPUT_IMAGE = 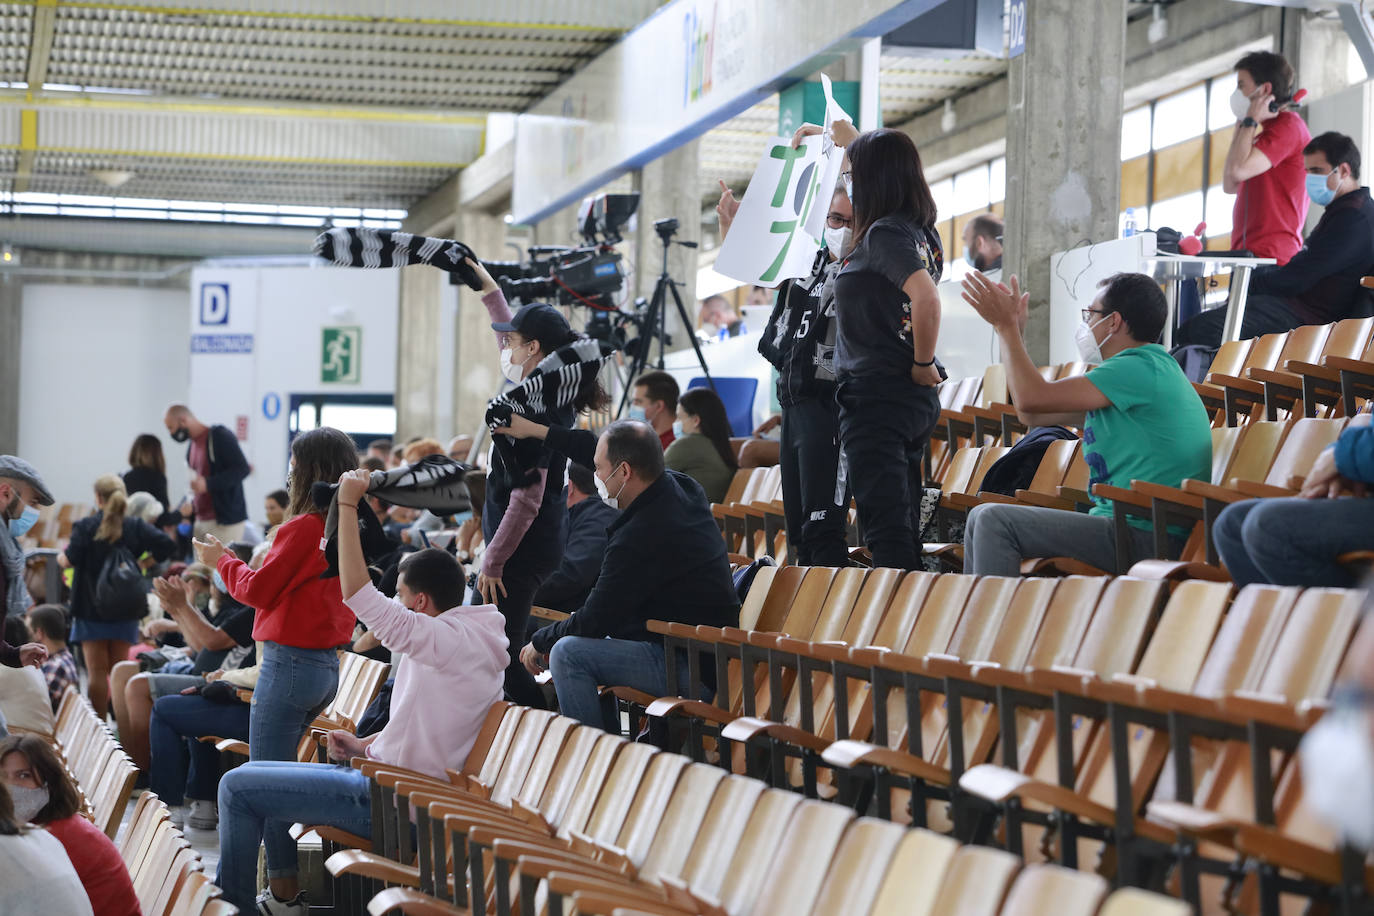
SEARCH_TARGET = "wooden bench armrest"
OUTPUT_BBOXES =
[818,739,951,783]
[365,887,465,916]
[643,697,736,726]
[1145,800,1244,842]
[1206,373,1263,396]
[719,717,830,754]
[1012,489,1076,511]
[1055,486,1092,505]
[1179,479,1247,504]
[1324,355,1374,374]
[325,849,420,886]
[529,605,569,623]
[1246,367,1301,388]
[1091,483,1151,510]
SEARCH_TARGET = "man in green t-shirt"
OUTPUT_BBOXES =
[958,271,1212,575]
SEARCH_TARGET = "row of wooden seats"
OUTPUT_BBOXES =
[120,791,236,916]
[51,684,139,838]
[45,685,236,914]
[308,701,1189,916]
[19,500,94,551]
[627,565,1368,914]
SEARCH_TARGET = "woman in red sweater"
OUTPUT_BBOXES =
[192,427,359,762]
[0,734,140,916]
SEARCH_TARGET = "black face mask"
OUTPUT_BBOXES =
[170,426,190,443]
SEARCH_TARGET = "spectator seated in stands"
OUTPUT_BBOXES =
[1178,131,1374,347]
[1213,412,1374,587]
[110,564,254,774]
[143,573,258,831]
[631,370,681,451]
[960,271,1212,574]
[496,417,741,733]
[216,467,508,916]
[699,293,744,338]
[26,604,75,713]
[0,781,92,916]
[0,734,139,916]
[665,387,739,503]
[530,461,618,616]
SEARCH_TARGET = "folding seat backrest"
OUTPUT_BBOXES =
[677,785,800,904]
[1319,315,1374,361]
[777,567,841,638]
[1021,577,1109,671]
[569,742,665,845]
[740,800,856,916]
[550,737,640,840]
[1206,339,1255,379]
[485,709,561,803]
[807,567,869,644]
[925,844,1021,916]
[805,819,908,916]
[1061,446,1089,491]
[1237,332,1287,375]
[722,469,753,505]
[1019,577,1164,785]
[536,732,624,831]
[1195,588,1364,818]
[463,706,531,789]
[758,466,783,502]
[1223,419,1285,485]
[937,577,1063,768]
[941,576,1021,665]
[1209,426,1246,485]
[865,828,962,916]
[980,364,1009,407]
[607,754,703,866]
[748,565,806,633]
[997,864,1108,916]
[1075,581,1231,813]
[1056,361,1088,379]
[737,566,779,631]
[498,715,577,808]
[836,567,905,649]
[631,764,733,883]
[737,469,768,505]
[515,723,598,811]
[1013,439,1080,498]
[1097,888,1192,915]
[967,447,1012,495]
[864,572,938,650]
[941,448,985,497]
[1262,417,1346,487]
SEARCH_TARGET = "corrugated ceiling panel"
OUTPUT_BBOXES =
[86,0,659,30]
[0,4,31,84]
[33,107,481,165]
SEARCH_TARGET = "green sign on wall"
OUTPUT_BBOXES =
[321,326,361,384]
[777,79,865,137]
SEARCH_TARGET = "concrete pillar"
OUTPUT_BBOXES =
[532,202,581,249]
[1003,0,1127,364]
[631,139,701,361]
[395,264,444,441]
[0,277,19,455]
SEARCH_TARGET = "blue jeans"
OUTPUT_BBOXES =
[548,637,694,733]
[1213,497,1373,587]
[149,693,250,805]
[216,761,371,912]
[250,642,339,762]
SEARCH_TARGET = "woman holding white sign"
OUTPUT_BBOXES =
[827,125,946,570]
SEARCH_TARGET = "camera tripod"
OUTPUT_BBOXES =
[615,217,716,418]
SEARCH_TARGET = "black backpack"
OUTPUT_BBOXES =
[94,544,150,621]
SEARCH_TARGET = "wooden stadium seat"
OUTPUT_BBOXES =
[924,843,1021,915]
[1096,887,1193,916]
[1204,322,1332,425]
[1249,316,1374,417]
[997,863,1108,916]
[1194,330,1287,417]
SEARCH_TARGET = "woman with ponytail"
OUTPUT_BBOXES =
[60,474,173,716]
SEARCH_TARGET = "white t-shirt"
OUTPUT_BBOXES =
[0,827,94,915]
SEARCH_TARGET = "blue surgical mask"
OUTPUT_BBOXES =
[9,504,39,538]
[211,569,227,592]
[672,420,685,439]
[627,405,647,422]
[1306,171,1337,207]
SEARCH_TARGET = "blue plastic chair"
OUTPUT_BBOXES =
[687,376,758,437]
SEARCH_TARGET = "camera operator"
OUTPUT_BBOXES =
[717,176,852,566]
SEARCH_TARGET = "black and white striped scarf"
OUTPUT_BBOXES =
[486,338,614,487]
[312,227,483,290]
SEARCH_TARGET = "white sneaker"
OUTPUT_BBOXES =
[256,890,307,915]
[167,805,187,829]
[186,799,218,831]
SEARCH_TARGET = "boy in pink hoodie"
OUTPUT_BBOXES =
[216,469,509,916]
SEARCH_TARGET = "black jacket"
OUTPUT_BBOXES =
[758,248,842,406]
[189,425,250,526]
[122,467,169,513]
[1250,186,1374,324]
[65,515,175,620]
[531,426,740,653]
[533,497,621,613]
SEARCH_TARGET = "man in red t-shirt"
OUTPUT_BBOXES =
[1223,51,1310,266]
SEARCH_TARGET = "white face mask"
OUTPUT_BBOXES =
[7,783,49,823]
[823,225,852,258]
[499,344,534,384]
[1230,87,1253,121]
[1074,314,1113,365]
[1299,705,1374,849]
[596,463,628,510]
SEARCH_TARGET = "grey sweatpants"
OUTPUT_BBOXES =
[963,503,1166,576]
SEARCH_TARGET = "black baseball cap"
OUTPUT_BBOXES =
[491,303,574,347]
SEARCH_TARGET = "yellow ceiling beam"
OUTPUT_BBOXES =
[0,139,465,169]
[14,109,38,192]
[0,91,488,126]
[13,1,628,33]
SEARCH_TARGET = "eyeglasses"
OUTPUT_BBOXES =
[825,213,852,229]
[1081,308,1108,323]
